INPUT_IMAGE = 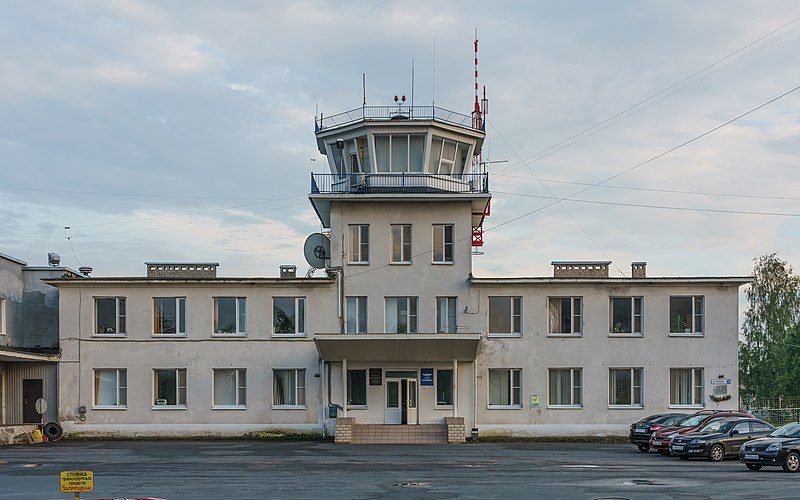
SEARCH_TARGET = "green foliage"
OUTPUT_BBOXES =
[739,253,800,399]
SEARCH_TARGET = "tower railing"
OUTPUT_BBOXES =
[311,172,489,194]
[317,105,478,131]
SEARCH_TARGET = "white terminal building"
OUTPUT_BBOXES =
[47,94,749,443]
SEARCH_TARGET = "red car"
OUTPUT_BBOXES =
[649,410,755,455]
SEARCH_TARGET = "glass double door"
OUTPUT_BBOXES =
[385,378,417,425]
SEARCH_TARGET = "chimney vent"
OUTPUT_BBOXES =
[146,262,218,278]
[552,261,610,278]
[280,265,297,278]
[78,266,93,276]
[632,262,647,278]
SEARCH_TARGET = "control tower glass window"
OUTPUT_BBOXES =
[375,134,425,172]
[429,137,472,175]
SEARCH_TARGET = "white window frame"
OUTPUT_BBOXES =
[608,368,643,408]
[488,368,522,408]
[548,296,582,336]
[432,224,454,264]
[669,367,704,408]
[488,296,522,337]
[94,297,126,336]
[212,368,246,409]
[669,296,704,336]
[153,297,186,336]
[273,297,306,336]
[152,368,187,409]
[609,296,643,336]
[436,297,457,333]
[548,368,583,408]
[272,369,306,409]
[213,297,246,336]
[346,296,368,334]
[384,297,418,333]
[390,224,412,264]
[348,224,370,264]
[93,368,127,409]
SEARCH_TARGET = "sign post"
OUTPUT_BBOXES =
[60,470,94,500]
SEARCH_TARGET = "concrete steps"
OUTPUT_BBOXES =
[350,423,447,444]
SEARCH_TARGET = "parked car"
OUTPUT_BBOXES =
[740,422,800,472]
[670,417,775,461]
[629,413,687,452]
[649,410,755,455]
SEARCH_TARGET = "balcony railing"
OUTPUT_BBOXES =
[317,105,480,131]
[311,172,489,195]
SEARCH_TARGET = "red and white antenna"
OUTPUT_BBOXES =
[472,28,482,131]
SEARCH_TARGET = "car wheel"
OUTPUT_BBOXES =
[708,444,725,462]
[783,451,800,472]
[637,444,650,453]
[746,464,762,471]
[658,449,670,456]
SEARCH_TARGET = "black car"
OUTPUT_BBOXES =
[670,417,775,461]
[629,413,687,452]
[740,422,800,472]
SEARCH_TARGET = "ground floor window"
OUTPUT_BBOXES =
[347,370,367,406]
[436,369,453,406]
[609,368,642,407]
[670,367,703,406]
[213,368,246,408]
[273,369,305,407]
[94,368,127,408]
[153,368,186,407]
[549,368,582,407]
[488,368,521,407]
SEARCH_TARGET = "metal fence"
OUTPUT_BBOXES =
[740,396,800,426]
[317,105,477,130]
[311,172,489,195]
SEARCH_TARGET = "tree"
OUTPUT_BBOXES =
[739,253,800,399]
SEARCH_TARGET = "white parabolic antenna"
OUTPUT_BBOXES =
[304,233,330,269]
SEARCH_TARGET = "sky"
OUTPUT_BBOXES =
[2,0,799,280]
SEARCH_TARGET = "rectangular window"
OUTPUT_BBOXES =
[610,297,643,335]
[548,297,582,335]
[385,297,418,333]
[488,368,521,407]
[609,368,643,407]
[670,296,704,334]
[347,370,367,406]
[0,297,5,334]
[670,368,704,406]
[273,369,306,407]
[213,297,246,335]
[153,297,186,335]
[488,297,522,335]
[212,369,246,408]
[436,297,457,333]
[549,368,583,407]
[95,297,126,335]
[153,369,187,407]
[93,369,127,408]
[391,224,412,263]
[436,369,454,406]
[273,297,305,335]
[346,296,368,334]
[432,224,454,263]
[348,224,369,263]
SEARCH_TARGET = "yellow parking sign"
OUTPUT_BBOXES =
[60,470,94,493]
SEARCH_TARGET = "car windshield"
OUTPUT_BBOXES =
[699,420,734,433]
[678,415,706,427]
[662,414,685,425]
[769,423,800,438]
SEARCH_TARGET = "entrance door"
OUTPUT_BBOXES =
[22,379,43,424]
[405,379,417,425]
[385,379,402,424]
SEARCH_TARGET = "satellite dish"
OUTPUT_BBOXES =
[304,233,330,269]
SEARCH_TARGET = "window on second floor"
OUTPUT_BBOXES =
[385,297,417,333]
[610,297,643,335]
[153,297,186,336]
[346,296,368,334]
[548,297,582,335]
[95,297,126,335]
[432,224,454,263]
[213,297,246,335]
[436,297,457,333]
[670,296,704,335]
[348,224,369,264]
[391,224,412,263]
[273,297,305,336]
[488,296,522,336]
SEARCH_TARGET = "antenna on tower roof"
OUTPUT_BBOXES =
[471,28,484,131]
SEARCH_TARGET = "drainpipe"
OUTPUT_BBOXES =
[473,360,478,431]
[453,358,458,418]
[327,266,345,334]
[342,358,348,418]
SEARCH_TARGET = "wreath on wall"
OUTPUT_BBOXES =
[710,394,732,403]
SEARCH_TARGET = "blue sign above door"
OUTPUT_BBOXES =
[420,368,434,386]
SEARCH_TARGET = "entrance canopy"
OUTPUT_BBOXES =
[314,333,481,362]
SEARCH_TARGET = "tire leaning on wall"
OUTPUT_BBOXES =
[42,422,63,442]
